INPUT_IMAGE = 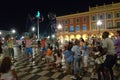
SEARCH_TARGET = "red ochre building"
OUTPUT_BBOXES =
[56,2,120,43]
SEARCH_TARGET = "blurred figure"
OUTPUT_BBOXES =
[83,41,89,72]
[54,49,62,72]
[25,35,33,60]
[7,38,14,60]
[63,45,73,74]
[0,56,18,80]
[21,40,25,53]
[92,44,106,80]
[46,46,53,67]
[41,38,47,58]
[71,40,82,79]
[0,39,3,54]
[115,30,120,70]
[102,31,116,80]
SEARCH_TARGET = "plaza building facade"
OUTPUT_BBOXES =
[56,2,120,43]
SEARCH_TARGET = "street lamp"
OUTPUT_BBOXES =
[57,24,62,30]
[11,29,16,39]
[32,27,35,32]
[11,29,16,34]
[97,20,102,37]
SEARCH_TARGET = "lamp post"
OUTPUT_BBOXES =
[97,20,102,38]
[36,11,40,40]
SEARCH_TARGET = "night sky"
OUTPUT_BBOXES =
[0,0,120,34]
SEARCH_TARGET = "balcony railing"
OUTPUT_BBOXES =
[107,26,120,30]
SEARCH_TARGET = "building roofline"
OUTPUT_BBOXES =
[56,11,90,19]
[56,2,120,19]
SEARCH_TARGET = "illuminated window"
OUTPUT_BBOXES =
[82,25,87,31]
[76,25,80,31]
[70,26,74,32]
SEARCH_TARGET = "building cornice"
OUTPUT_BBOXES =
[89,2,120,12]
[56,11,90,19]
[56,2,120,19]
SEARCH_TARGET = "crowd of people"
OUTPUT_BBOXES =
[0,30,120,80]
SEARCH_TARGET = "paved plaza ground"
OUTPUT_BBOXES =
[0,47,120,80]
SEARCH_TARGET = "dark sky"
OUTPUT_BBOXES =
[0,0,120,33]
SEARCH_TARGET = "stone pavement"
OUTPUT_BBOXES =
[0,46,120,80]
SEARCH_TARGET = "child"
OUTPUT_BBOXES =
[46,46,53,67]
[54,48,62,71]
[92,45,106,80]
[83,42,89,72]
[0,56,18,80]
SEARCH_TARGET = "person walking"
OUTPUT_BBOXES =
[7,38,14,61]
[0,39,3,54]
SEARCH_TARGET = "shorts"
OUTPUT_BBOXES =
[26,47,33,55]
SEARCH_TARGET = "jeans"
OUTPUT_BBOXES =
[73,56,81,74]
[8,48,14,59]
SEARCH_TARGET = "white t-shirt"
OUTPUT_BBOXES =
[71,45,81,57]
[1,66,15,80]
